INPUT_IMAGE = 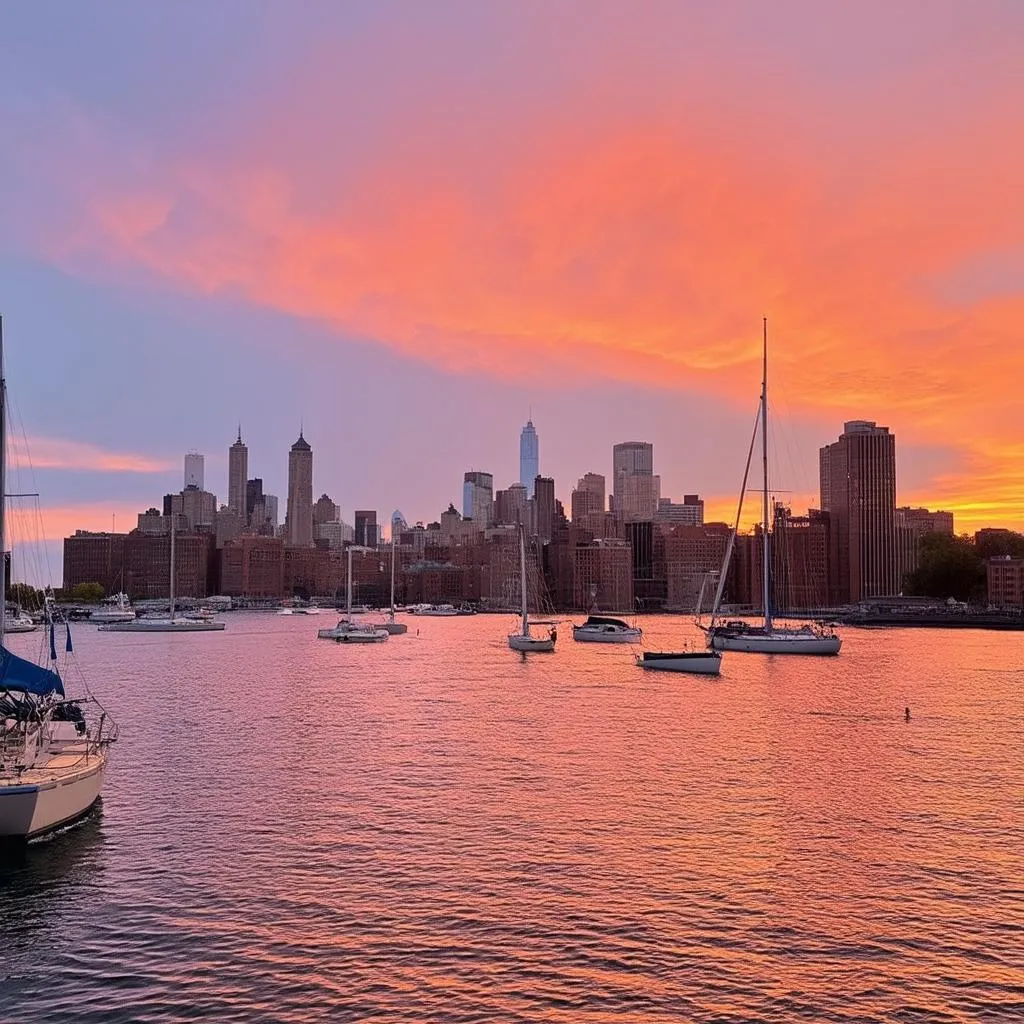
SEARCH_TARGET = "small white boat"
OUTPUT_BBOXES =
[318,547,388,643]
[637,650,722,675]
[572,615,642,643]
[91,592,136,624]
[507,527,556,653]
[3,611,37,634]
[276,607,294,615]
[410,603,458,616]
[97,518,225,633]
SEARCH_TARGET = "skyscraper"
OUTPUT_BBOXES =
[519,420,539,498]
[819,420,898,603]
[184,451,204,491]
[354,510,378,547]
[228,428,248,520]
[286,431,313,547]
[534,475,556,543]
[612,442,659,520]
[462,471,494,526]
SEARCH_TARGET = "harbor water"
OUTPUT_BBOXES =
[2,614,1022,1022]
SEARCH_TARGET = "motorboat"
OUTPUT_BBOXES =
[637,650,722,675]
[572,615,642,643]
[90,592,136,625]
[318,547,388,643]
[0,318,118,841]
[507,526,556,653]
[98,518,225,632]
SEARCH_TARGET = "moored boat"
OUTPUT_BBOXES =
[507,527,556,653]
[572,615,642,643]
[637,650,722,675]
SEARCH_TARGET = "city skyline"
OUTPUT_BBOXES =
[2,4,1023,582]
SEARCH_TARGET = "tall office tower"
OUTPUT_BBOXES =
[519,419,539,498]
[246,478,264,519]
[184,451,205,491]
[534,475,556,543]
[571,473,606,521]
[462,471,494,526]
[228,428,248,519]
[612,441,659,520]
[819,420,898,603]
[354,510,378,547]
[285,431,314,547]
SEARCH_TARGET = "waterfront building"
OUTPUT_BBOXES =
[220,536,285,599]
[285,431,314,547]
[987,557,1024,609]
[184,451,204,491]
[895,506,955,586]
[228,428,248,519]
[573,539,633,612]
[655,494,704,526]
[820,420,898,603]
[62,531,128,596]
[769,506,831,612]
[462,471,494,527]
[664,523,731,611]
[354,510,378,547]
[519,420,539,498]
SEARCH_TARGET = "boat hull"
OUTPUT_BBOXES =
[709,631,841,655]
[0,754,106,840]
[638,652,722,675]
[508,634,555,652]
[572,626,642,643]
[377,621,408,635]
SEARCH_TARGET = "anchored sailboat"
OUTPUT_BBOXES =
[374,534,407,635]
[318,546,389,642]
[508,526,556,652]
[701,320,841,656]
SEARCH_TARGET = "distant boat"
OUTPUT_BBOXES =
[409,603,458,617]
[508,526,556,653]
[98,518,225,633]
[91,591,136,625]
[572,615,642,644]
[3,609,37,633]
[637,650,722,675]
[0,318,118,841]
[318,546,388,643]
[700,320,841,656]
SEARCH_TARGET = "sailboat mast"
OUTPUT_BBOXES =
[519,526,528,635]
[347,545,353,618]
[389,534,396,616]
[761,317,772,631]
[0,316,6,649]
[169,511,176,619]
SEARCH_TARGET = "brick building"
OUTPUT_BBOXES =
[987,557,1024,609]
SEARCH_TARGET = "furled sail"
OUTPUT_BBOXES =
[0,644,65,696]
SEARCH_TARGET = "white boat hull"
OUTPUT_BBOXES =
[709,631,841,655]
[0,753,106,840]
[572,626,642,643]
[3,621,37,633]
[508,633,555,652]
[317,625,389,642]
[98,619,225,632]
[91,613,137,624]
[638,652,722,675]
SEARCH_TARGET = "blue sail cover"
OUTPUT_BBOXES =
[0,644,65,696]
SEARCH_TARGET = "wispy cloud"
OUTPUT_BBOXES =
[10,436,173,474]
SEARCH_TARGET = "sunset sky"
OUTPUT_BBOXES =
[2,1,1022,580]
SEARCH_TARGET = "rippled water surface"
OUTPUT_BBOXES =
[2,613,1023,1022]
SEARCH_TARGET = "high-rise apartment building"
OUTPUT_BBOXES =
[519,420,539,498]
[462,471,494,526]
[612,442,660,520]
[354,510,378,548]
[534,475,556,543]
[286,431,314,547]
[184,451,204,491]
[228,428,248,519]
[819,420,898,603]
[495,483,528,526]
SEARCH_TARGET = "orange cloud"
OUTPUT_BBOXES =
[14,24,1024,529]
[10,436,173,474]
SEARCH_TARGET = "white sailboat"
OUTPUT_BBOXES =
[318,546,388,643]
[572,615,642,643]
[508,526,556,652]
[637,575,723,674]
[3,609,37,633]
[702,319,841,656]
[373,534,407,635]
[91,591,136,624]
[0,316,118,841]
[98,517,225,632]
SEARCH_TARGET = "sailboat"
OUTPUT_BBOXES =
[701,319,842,656]
[98,516,225,632]
[373,534,407,635]
[0,316,118,841]
[637,574,722,673]
[91,590,136,624]
[507,526,556,652]
[318,546,389,643]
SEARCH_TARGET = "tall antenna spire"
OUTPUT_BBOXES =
[237,423,242,444]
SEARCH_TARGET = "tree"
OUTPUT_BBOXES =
[904,533,986,603]
[6,582,44,610]
[70,582,105,604]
